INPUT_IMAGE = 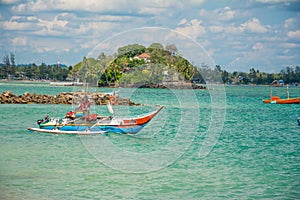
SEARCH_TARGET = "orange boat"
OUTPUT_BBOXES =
[263,96,300,104]
[263,86,300,104]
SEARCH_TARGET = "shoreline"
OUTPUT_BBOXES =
[1,79,298,88]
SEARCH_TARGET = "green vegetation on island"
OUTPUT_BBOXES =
[69,43,196,87]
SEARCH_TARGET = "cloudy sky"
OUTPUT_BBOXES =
[0,0,299,72]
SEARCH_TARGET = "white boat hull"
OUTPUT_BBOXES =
[27,127,107,135]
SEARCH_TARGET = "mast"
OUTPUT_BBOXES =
[286,84,290,99]
[57,58,60,68]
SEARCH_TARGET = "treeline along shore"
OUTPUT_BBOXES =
[0,91,137,106]
[2,43,299,87]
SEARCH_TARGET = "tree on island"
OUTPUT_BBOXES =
[117,44,146,57]
[149,43,164,50]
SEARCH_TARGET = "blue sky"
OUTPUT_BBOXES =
[0,0,299,72]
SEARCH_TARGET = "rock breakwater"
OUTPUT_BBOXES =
[0,91,136,106]
[138,83,206,89]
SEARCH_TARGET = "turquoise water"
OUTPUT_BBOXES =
[0,82,299,199]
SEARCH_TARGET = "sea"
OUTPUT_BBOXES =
[0,81,299,200]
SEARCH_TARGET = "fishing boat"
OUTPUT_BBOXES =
[27,104,164,135]
[27,88,163,135]
[263,96,300,104]
[263,86,300,104]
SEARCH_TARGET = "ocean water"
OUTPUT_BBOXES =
[0,81,299,199]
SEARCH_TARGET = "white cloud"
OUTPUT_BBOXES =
[76,22,118,35]
[207,48,217,57]
[287,30,300,40]
[138,7,166,15]
[227,49,275,72]
[1,17,34,30]
[41,15,68,30]
[1,12,119,38]
[218,6,236,21]
[28,38,74,54]
[11,0,181,13]
[11,3,26,12]
[209,25,243,34]
[209,25,223,33]
[0,15,52,32]
[175,19,206,39]
[80,39,99,49]
[33,29,62,36]
[35,46,53,53]
[92,15,132,22]
[241,18,268,33]
[226,26,244,34]
[252,42,264,51]
[26,16,39,22]
[9,0,199,25]
[198,7,244,35]
[188,0,205,5]
[178,18,187,26]
[199,7,240,22]
[60,48,70,53]
[24,14,69,36]
[12,0,127,12]
[277,55,295,60]
[282,42,300,48]
[199,9,208,17]
[284,18,296,29]
[11,36,27,46]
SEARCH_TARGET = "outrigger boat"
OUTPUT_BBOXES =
[263,85,300,104]
[28,95,164,135]
[28,106,163,135]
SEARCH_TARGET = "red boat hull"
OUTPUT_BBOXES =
[263,97,300,104]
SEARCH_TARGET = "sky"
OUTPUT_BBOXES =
[0,0,299,72]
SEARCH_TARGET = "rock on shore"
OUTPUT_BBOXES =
[137,82,206,89]
[0,91,136,106]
